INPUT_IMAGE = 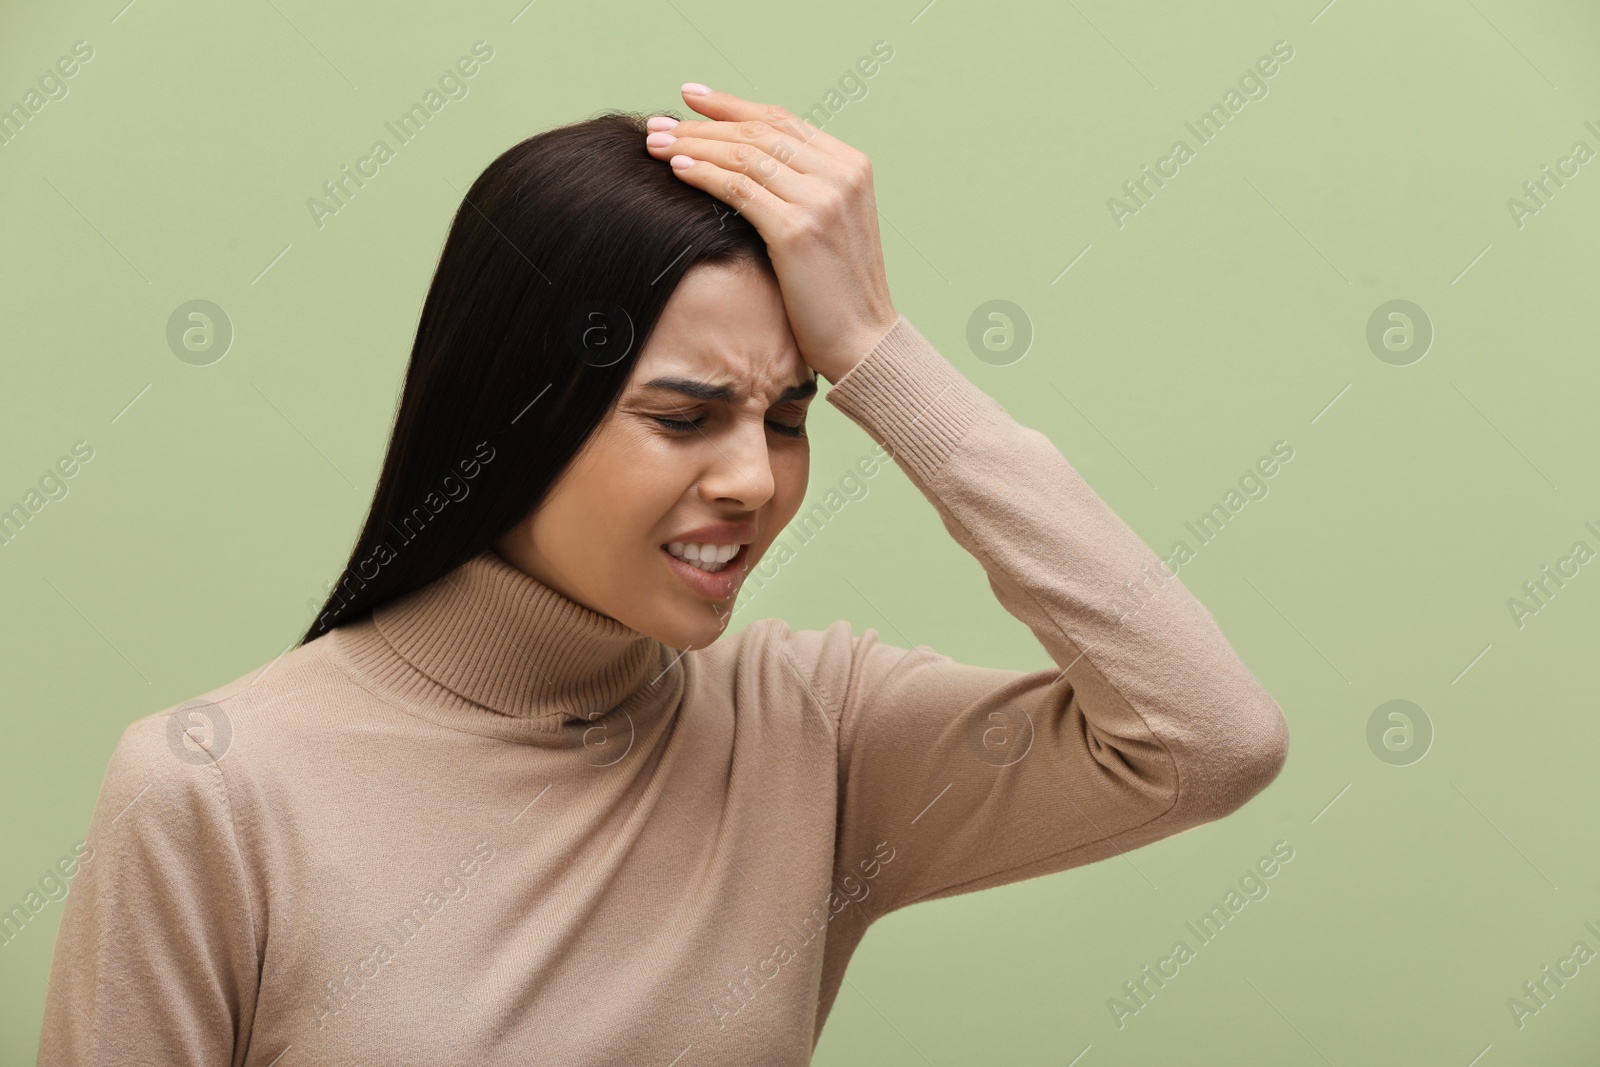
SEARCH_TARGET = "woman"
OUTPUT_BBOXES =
[38,84,1289,1065]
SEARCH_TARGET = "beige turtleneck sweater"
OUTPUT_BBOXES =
[37,315,1289,1066]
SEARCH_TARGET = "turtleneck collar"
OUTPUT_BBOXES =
[328,547,683,743]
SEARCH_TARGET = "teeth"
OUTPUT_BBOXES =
[666,541,741,572]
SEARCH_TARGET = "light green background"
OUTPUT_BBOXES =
[3,0,1598,1063]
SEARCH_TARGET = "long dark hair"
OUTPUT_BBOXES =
[297,109,771,647]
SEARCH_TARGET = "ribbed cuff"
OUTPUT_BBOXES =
[823,314,998,484]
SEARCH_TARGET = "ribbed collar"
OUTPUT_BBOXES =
[329,547,681,742]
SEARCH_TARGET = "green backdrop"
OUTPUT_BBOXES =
[3,0,1598,1063]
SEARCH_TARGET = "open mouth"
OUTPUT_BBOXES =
[659,542,751,599]
[660,542,748,574]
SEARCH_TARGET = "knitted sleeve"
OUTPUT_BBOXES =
[781,314,1290,922]
[37,710,261,1066]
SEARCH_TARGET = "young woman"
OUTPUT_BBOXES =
[38,84,1289,1065]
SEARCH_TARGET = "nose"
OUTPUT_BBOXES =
[696,417,777,510]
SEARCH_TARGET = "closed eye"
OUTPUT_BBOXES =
[652,415,806,438]
[652,416,702,433]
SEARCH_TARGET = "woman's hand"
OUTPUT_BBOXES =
[644,83,899,384]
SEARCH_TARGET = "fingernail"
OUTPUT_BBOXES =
[646,132,675,147]
[681,82,711,96]
[645,116,677,131]
[670,154,694,170]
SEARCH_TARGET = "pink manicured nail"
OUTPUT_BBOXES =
[681,82,711,96]
[646,116,677,131]
[669,154,694,170]
[646,132,675,147]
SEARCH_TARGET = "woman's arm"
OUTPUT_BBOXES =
[38,713,261,1066]
[779,313,1289,921]
[652,85,1288,920]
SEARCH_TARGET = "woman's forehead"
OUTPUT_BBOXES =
[628,332,813,402]
[625,260,812,396]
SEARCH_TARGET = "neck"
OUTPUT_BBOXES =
[330,547,678,737]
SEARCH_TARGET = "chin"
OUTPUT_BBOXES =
[660,612,731,653]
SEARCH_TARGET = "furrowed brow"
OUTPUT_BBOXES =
[638,377,818,404]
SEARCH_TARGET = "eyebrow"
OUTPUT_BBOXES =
[637,376,819,405]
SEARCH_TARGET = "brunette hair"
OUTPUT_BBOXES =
[297,109,771,646]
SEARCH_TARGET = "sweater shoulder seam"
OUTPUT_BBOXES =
[773,632,842,741]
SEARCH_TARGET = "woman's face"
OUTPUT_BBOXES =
[494,259,815,651]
